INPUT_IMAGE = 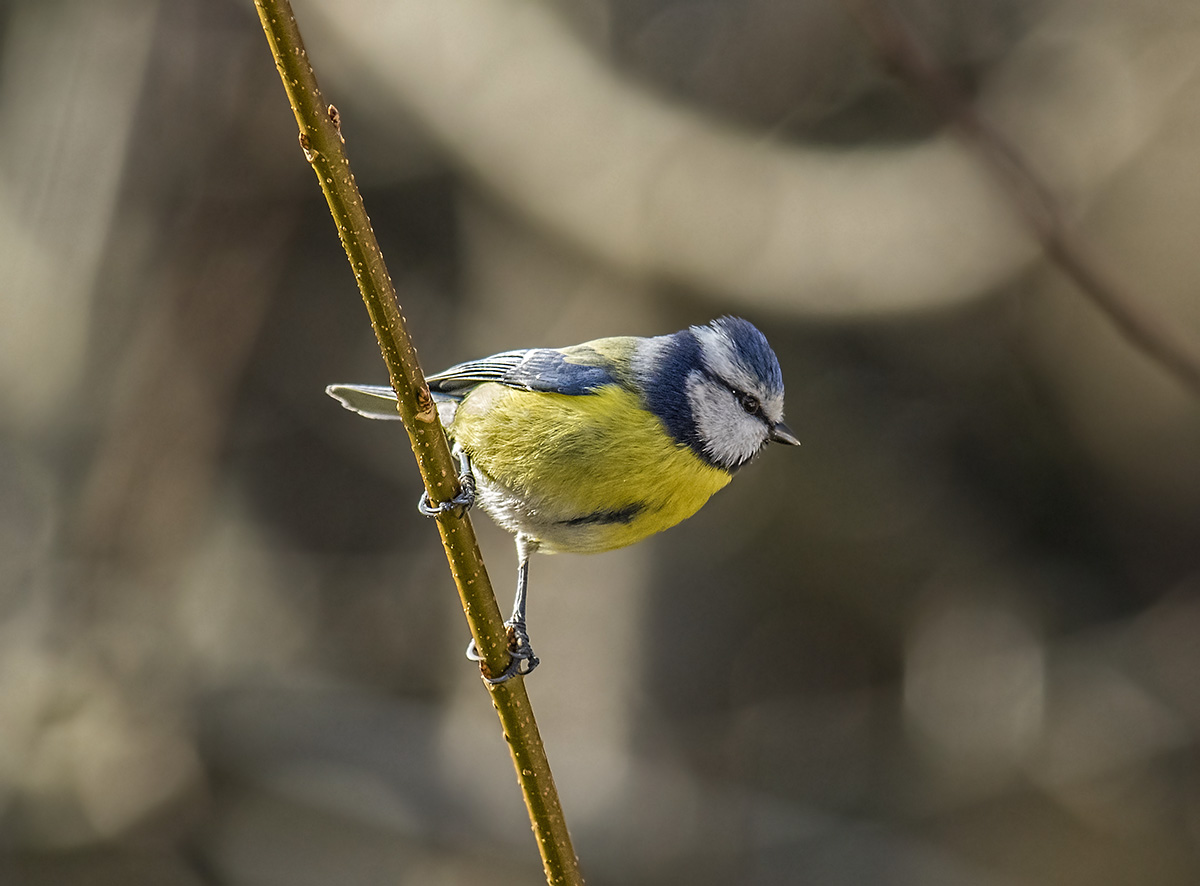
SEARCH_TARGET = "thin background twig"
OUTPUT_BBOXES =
[252,2,584,883]
[842,0,1200,398]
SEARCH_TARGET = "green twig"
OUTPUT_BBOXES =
[252,3,583,883]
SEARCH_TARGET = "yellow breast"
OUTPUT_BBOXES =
[449,384,731,553]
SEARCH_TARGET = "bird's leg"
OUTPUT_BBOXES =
[502,545,538,667]
[466,535,540,684]
[417,444,475,517]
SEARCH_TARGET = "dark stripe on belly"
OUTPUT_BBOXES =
[561,503,644,526]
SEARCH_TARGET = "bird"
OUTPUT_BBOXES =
[327,316,799,683]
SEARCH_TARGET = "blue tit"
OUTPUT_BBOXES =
[327,316,798,682]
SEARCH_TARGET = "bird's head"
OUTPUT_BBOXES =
[639,317,798,471]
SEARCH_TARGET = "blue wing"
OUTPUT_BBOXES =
[329,340,627,421]
[427,347,618,397]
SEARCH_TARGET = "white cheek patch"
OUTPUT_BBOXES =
[686,371,769,469]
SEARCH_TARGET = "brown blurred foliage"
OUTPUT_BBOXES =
[1,0,1198,884]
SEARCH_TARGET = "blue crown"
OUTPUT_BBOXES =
[710,316,784,396]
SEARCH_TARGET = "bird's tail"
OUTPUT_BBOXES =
[325,383,460,427]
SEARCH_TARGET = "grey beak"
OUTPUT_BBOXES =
[770,421,800,446]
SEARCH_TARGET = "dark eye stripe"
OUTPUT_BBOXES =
[700,368,771,424]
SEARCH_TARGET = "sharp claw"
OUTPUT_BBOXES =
[417,447,475,517]
[481,651,539,685]
[417,486,474,517]
[464,624,540,684]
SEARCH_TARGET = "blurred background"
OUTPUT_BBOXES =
[2,0,1199,883]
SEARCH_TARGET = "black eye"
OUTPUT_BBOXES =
[738,392,760,415]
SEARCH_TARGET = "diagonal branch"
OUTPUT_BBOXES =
[252,2,584,883]
[842,0,1200,397]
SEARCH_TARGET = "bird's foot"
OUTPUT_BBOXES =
[465,621,540,684]
[417,448,475,518]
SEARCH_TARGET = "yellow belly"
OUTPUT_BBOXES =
[449,384,731,553]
